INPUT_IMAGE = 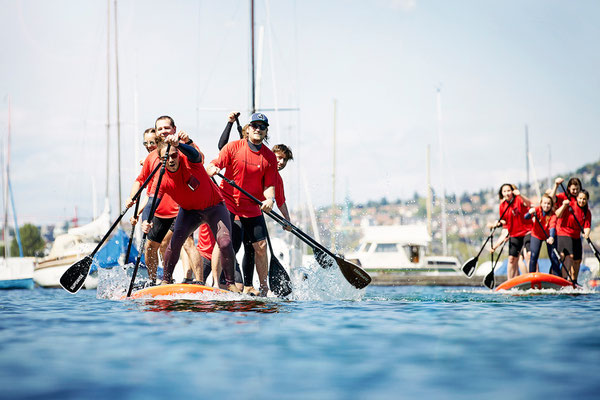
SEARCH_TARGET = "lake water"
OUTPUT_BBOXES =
[1,267,599,399]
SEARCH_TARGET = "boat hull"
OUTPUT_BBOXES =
[0,257,34,290]
[128,283,229,299]
[495,272,574,291]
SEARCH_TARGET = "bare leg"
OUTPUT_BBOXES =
[562,254,573,280]
[517,255,527,275]
[572,260,581,283]
[253,239,268,296]
[183,236,202,282]
[145,240,161,282]
[507,255,519,280]
[211,246,223,288]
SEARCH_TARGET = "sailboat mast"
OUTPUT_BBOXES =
[331,99,337,252]
[105,0,111,205]
[3,97,10,258]
[250,0,256,114]
[436,87,447,256]
[525,124,530,197]
[114,0,122,213]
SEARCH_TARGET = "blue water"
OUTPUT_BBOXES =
[1,281,599,399]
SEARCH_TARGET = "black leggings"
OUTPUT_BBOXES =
[529,236,561,275]
[163,203,235,285]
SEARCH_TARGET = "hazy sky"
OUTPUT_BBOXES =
[1,0,599,225]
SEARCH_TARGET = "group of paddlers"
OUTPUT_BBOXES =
[126,112,293,296]
[490,177,592,283]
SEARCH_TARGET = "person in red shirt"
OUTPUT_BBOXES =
[490,183,532,280]
[525,193,560,275]
[207,113,277,297]
[141,132,239,292]
[550,177,590,281]
[126,120,202,285]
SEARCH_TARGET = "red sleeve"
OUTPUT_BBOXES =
[212,142,233,169]
[136,152,155,185]
[585,209,592,229]
[549,214,557,230]
[275,172,286,207]
[263,152,277,190]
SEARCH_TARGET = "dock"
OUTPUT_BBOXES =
[369,272,508,287]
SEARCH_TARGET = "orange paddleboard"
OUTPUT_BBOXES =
[128,283,230,299]
[495,272,575,291]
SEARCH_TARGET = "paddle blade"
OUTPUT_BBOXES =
[60,256,93,294]
[483,270,495,290]
[268,254,292,298]
[461,257,478,278]
[335,255,372,289]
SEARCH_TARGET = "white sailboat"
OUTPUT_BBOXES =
[0,97,34,289]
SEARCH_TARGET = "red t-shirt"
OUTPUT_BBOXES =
[157,152,223,211]
[530,206,556,241]
[136,151,179,218]
[257,171,286,207]
[211,139,277,218]
[500,195,531,238]
[196,223,215,260]
[556,193,592,238]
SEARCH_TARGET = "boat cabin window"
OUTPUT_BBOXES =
[403,245,420,263]
[374,243,398,253]
[364,242,373,252]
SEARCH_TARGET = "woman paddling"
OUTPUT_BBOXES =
[490,184,532,280]
[551,177,590,283]
[525,193,561,275]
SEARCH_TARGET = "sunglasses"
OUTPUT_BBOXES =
[250,122,268,130]
[143,141,156,147]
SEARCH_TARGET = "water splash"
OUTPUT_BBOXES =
[97,263,147,300]
[288,257,365,301]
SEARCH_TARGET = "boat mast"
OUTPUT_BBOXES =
[436,87,447,256]
[250,0,256,114]
[331,99,337,251]
[426,144,432,239]
[114,0,122,213]
[525,124,530,197]
[105,0,111,209]
[3,98,10,258]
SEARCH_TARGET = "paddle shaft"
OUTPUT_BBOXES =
[216,172,336,259]
[89,162,162,258]
[124,197,141,264]
[127,144,171,297]
[476,197,515,259]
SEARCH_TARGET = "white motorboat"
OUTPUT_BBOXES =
[344,225,460,274]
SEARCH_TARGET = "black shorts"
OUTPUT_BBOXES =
[230,213,268,244]
[557,235,583,260]
[147,216,175,243]
[508,234,530,257]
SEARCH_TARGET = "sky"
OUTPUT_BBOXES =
[1,0,599,226]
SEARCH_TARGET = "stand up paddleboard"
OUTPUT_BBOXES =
[129,283,230,299]
[495,272,575,291]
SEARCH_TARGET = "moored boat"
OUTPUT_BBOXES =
[495,272,575,291]
[0,257,34,289]
[344,225,460,274]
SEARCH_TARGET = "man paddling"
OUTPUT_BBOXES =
[126,119,202,284]
[143,129,240,292]
[207,113,277,297]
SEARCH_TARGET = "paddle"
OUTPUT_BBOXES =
[462,197,514,278]
[530,209,572,282]
[215,172,372,289]
[123,197,141,266]
[126,144,171,298]
[483,236,507,289]
[264,223,293,297]
[60,162,162,294]
[559,183,600,264]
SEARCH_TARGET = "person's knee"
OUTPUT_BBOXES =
[253,240,267,254]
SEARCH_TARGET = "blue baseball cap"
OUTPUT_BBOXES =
[249,113,269,126]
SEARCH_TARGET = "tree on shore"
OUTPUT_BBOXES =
[10,224,45,257]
